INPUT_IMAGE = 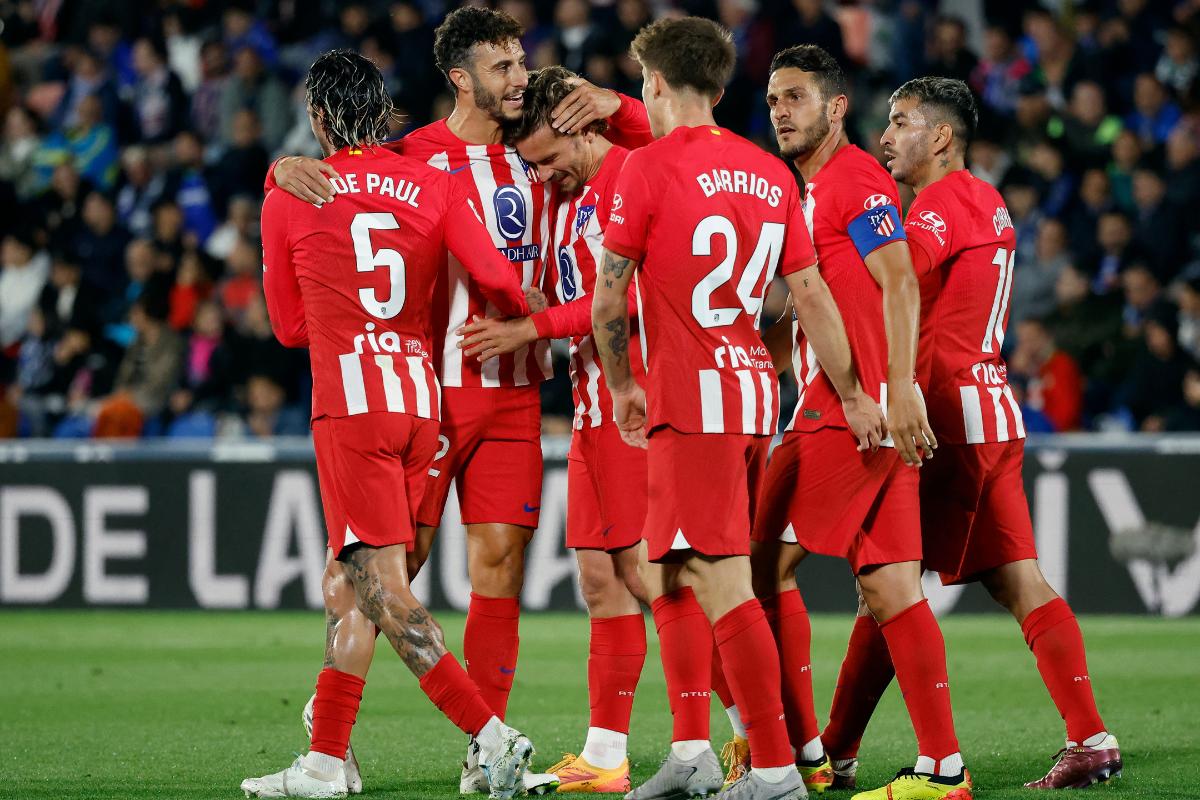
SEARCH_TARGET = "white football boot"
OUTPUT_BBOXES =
[303,694,362,794]
[241,757,349,798]
[478,724,535,800]
[461,737,490,794]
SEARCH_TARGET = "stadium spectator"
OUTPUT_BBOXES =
[76,190,131,295]
[218,237,263,327]
[127,37,189,144]
[167,249,214,332]
[38,249,103,339]
[1131,163,1186,281]
[927,16,978,84]
[221,5,278,68]
[165,131,218,246]
[0,105,42,200]
[967,135,1011,186]
[218,46,290,151]
[205,196,258,262]
[1027,139,1075,218]
[36,162,89,244]
[1001,172,1043,266]
[1021,8,1100,112]
[1179,273,1200,362]
[0,229,50,349]
[1164,125,1200,208]
[970,23,1031,119]
[1163,365,1200,431]
[1044,263,1125,385]
[207,110,269,214]
[240,372,308,438]
[1121,263,1164,335]
[781,0,846,74]
[170,300,237,417]
[1089,210,1139,295]
[552,0,602,76]
[191,40,230,142]
[52,47,121,132]
[1049,80,1123,170]
[37,94,119,190]
[1119,301,1194,430]
[106,293,184,420]
[1066,168,1113,261]
[1156,25,1199,96]
[1125,73,1182,147]
[1107,128,1142,212]
[1010,318,1085,432]
[1011,218,1073,325]
[114,145,166,239]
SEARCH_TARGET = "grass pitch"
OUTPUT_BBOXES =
[2,611,1197,799]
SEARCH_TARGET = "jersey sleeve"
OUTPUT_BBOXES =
[260,190,309,348]
[778,183,818,275]
[840,171,906,262]
[603,94,654,150]
[442,183,530,318]
[530,283,639,339]
[602,150,657,262]
[903,190,954,278]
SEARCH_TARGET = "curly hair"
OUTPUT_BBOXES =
[508,65,607,143]
[305,49,394,151]
[433,6,524,87]
[630,17,735,99]
[889,76,979,152]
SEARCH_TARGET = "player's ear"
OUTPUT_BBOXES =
[829,94,848,124]
[448,66,473,96]
[711,87,724,108]
[935,121,955,156]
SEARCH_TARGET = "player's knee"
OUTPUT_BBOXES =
[616,559,649,606]
[578,560,617,609]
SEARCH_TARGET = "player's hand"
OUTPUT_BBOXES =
[525,287,548,313]
[551,78,621,135]
[611,383,648,449]
[456,315,538,362]
[887,382,936,466]
[841,391,885,453]
[276,156,339,206]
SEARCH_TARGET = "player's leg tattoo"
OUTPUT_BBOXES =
[343,546,448,677]
[323,606,340,669]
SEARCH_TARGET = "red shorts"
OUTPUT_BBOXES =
[416,386,543,528]
[644,427,770,562]
[313,412,439,558]
[567,423,647,551]
[752,428,921,574]
[920,440,1037,585]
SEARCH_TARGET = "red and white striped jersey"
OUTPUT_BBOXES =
[909,169,1025,444]
[533,146,646,429]
[786,145,908,434]
[262,146,529,422]
[400,120,553,389]
[604,126,817,436]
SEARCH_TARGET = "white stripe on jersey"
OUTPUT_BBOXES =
[995,260,1015,351]
[468,145,504,388]
[407,356,432,417]
[376,355,407,413]
[759,371,774,436]
[635,275,648,373]
[736,369,756,434]
[699,370,723,433]
[1003,384,1026,438]
[960,386,985,444]
[441,256,469,387]
[988,386,1010,441]
[340,353,368,415]
[582,347,603,426]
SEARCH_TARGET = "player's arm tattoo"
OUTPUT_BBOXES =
[604,317,628,364]
[601,251,634,288]
[344,547,447,677]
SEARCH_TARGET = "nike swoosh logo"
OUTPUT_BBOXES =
[499,666,516,674]
[447,165,470,175]
[524,503,540,513]
[601,525,615,537]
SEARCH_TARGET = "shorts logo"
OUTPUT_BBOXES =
[864,193,893,209]
[523,502,540,513]
[611,193,624,211]
[919,210,946,232]
[869,208,896,236]
[575,204,596,235]
[493,185,527,240]
[558,247,578,300]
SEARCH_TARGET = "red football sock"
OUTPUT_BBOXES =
[879,600,960,764]
[464,592,520,720]
[711,647,735,710]
[714,599,793,768]
[1022,598,1106,743]
[310,668,365,759]
[651,587,712,742]
[419,653,495,737]
[588,613,647,733]
[822,615,895,760]
[775,589,821,753]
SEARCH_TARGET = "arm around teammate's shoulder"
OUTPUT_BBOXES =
[260,190,309,348]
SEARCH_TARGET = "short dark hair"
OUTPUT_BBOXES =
[630,17,735,99]
[433,7,523,85]
[769,44,846,102]
[305,49,394,150]
[509,65,607,142]
[889,76,978,151]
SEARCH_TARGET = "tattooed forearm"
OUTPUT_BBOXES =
[604,317,628,364]
[344,547,448,677]
[600,252,634,288]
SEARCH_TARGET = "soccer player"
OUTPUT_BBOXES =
[741,45,973,800]
[455,65,652,793]
[243,50,537,800]
[265,9,645,791]
[822,76,1121,791]
[593,20,882,800]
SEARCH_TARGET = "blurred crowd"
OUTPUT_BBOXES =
[0,0,1198,439]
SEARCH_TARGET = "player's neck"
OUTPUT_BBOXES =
[584,136,613,184]
[913,156,965,194]
[446,100,505,145]
[661,96,717,135]
[793,130,849,184]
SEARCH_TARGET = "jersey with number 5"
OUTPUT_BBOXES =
[261,146,529,422]
[907,169,1024,445]
[603,125,816,436]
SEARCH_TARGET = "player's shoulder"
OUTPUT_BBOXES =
[397,119,455,155]
[824,145,900,207]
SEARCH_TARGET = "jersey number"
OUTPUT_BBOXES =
[690,215,784,329]
[351,213,406,319]
[982,247,1015,353]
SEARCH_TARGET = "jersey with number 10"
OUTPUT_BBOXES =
[261,146,528,422]
[908,169,1024,445]
[603,126,817,436]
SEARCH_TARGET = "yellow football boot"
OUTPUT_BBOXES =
[547,753,631,793]
[851,768,972,800]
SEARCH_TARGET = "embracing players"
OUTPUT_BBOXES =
[244,50,538,800]
[593,20,880,800]
[740,45,972,800]
[821,76,1121,791]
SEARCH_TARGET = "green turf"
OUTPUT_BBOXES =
[2,611,1197,798]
